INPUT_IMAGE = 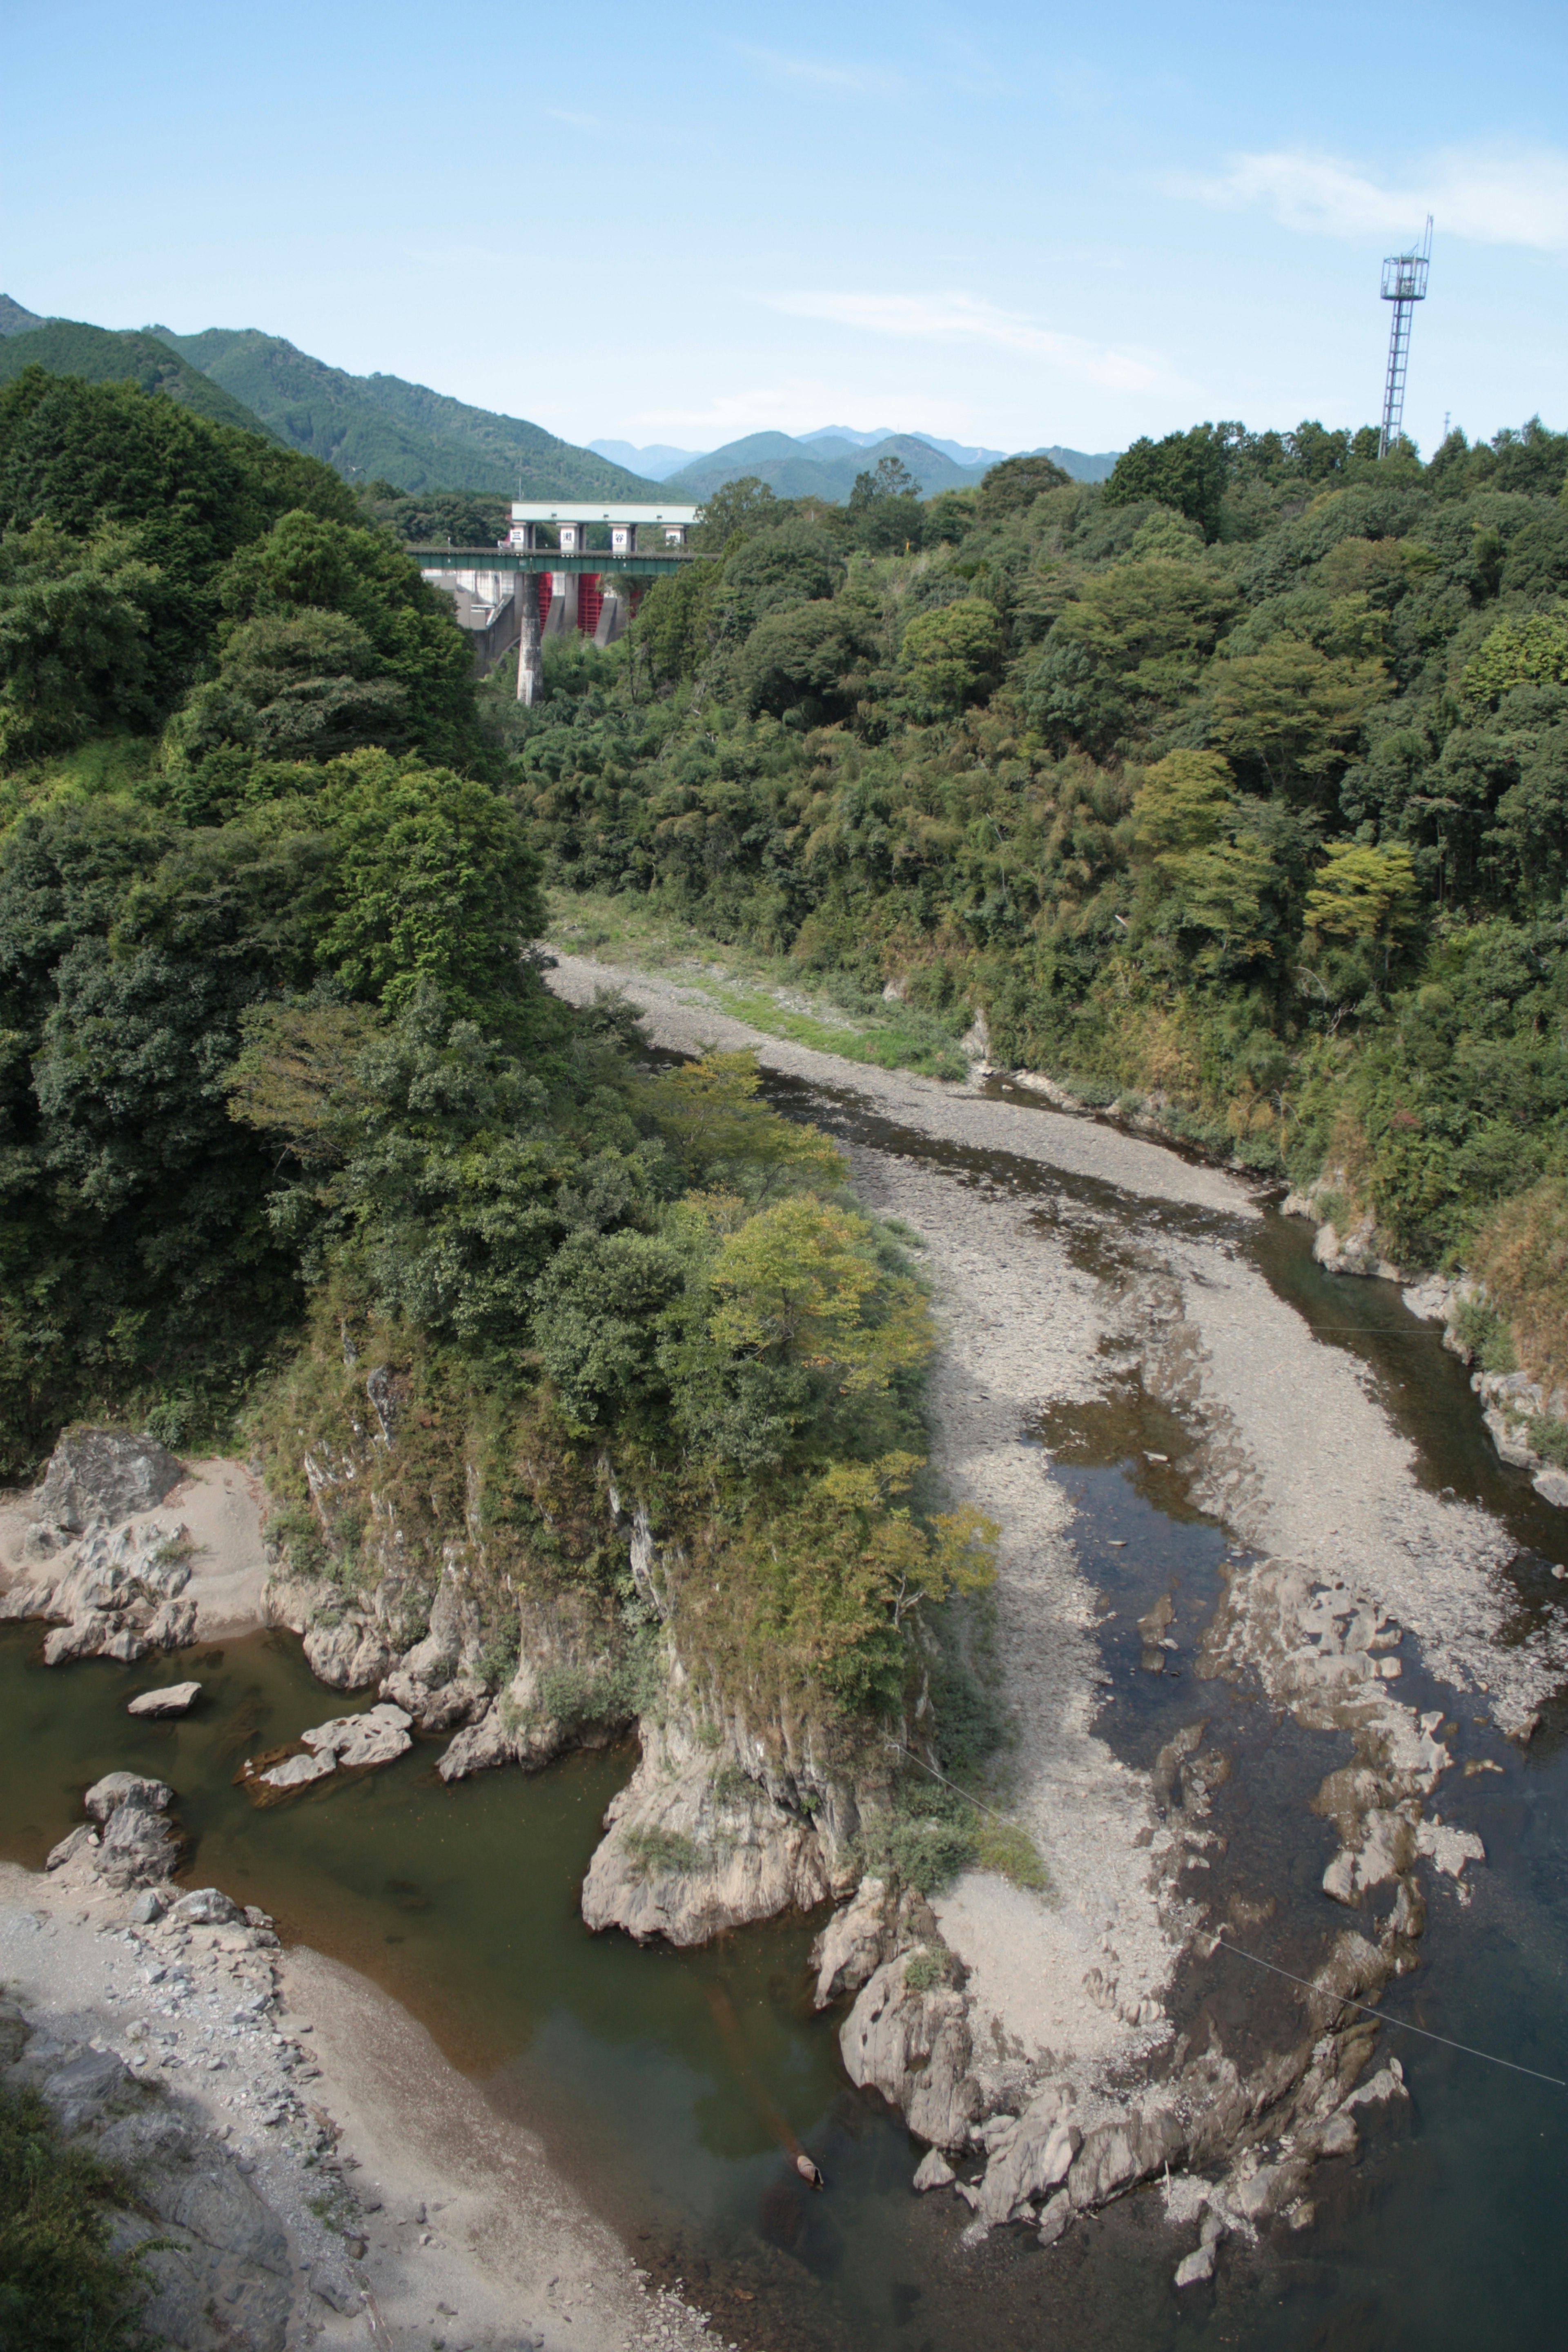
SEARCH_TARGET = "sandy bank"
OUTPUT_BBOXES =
[0,1857,718,2352]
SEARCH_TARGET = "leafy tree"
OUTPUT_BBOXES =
[898,597,1003,713]
[310,749,546,1022]
[1207,640,1388,798]
[0,522,163,763]
[976,452,1070,521]
[692,476,784,552]
[1303,840,1421,948]
[844,457,925,554]
[1104,424,1232,539]
[706,1196,931,1398]
[1461,611,1568,713]
[733,599,873,723]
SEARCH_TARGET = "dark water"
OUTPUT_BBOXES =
[2,1094,1565,2349]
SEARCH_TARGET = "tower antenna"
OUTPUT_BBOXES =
[1378,214,1433,458]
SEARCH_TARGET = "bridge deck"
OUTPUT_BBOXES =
[408,544,709,576]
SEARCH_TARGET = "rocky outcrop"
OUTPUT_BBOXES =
[809,1873,893,2005]
[67,1771,182,1889]
[36,1428,183,1532]
[0,1512,198,1666]
[840,1951,982,2150]
[241,1703,413,1797]
[581,1705,834,1947]
[1,1989,294,2351]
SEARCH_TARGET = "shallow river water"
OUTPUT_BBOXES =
[2,1091,1565,2352]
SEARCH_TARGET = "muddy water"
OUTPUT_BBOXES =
[3,1080,1566,2350]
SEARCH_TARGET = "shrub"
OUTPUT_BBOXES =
[0,2078,157,2350]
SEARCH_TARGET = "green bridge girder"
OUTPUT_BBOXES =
[408,544,709,576]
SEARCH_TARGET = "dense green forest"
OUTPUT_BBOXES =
[0,320,279,441]
[0,366,991,1788]
[510,427,1568,1400]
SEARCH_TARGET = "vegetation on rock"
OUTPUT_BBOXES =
[0,372,997,1832]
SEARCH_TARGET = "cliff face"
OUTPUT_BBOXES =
[256,1356,875,1948]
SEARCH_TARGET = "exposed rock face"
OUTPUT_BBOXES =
[810,1874,892,2006]
[434,1584,633,1782]
[302,1616,396,1691]
[1,1515,198,1666]
[36,1428,183,1532]
[974,2089,1083,2225]
[1067,2104,1185,2210]
[840,1952,981,2150]
[581,1708,833,1948]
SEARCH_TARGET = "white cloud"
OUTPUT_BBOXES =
[763,290,1183,395]
[544,105,599,130]
[1189,143,1568,252]
[733,45,906,101]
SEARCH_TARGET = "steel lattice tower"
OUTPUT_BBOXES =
[1378,216,1433,457]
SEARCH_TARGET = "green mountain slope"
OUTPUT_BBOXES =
[665,429,987,503]
[0,295,51,338]
[0,320,276,437]
[151,326,658,498]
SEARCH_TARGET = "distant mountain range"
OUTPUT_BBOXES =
[0,294,1118,503]
[592,428,1117,494]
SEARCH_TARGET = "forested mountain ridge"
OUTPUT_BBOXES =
[0,319,278,439]
[508,425,1568,1432]
[0,368,999,1882]
[150,325,659,497]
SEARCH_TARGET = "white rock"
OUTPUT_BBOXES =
[912,2147,955,2192]
[299,1701,412,1770]
[1036,2192,1072,2247]
[1416,1820,1486,1880]
[261,1750,336,1791]
[85,1771,172,1821]
[1175,2241,1217,2288]
[128,1682,202,1717]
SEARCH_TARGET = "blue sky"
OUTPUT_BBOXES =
[4,0,1566,458]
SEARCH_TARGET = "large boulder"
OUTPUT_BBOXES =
[84,1771,173,1821]
[36,1429,183,1532]
[840,1957,982,2150]
[303,1615,395,1690]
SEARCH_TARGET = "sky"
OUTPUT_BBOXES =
[4,0,1566,461]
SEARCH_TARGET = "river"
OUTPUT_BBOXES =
[2,1045,1564,2352]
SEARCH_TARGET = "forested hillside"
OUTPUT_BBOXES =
[512,428,1568,1404]
[0,320,276,439]
[150,326,658,497]
[0,368,993,1827]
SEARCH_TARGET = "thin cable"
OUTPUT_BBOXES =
[1212,1932,1566,2089]
[881,1735,1028,1831]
